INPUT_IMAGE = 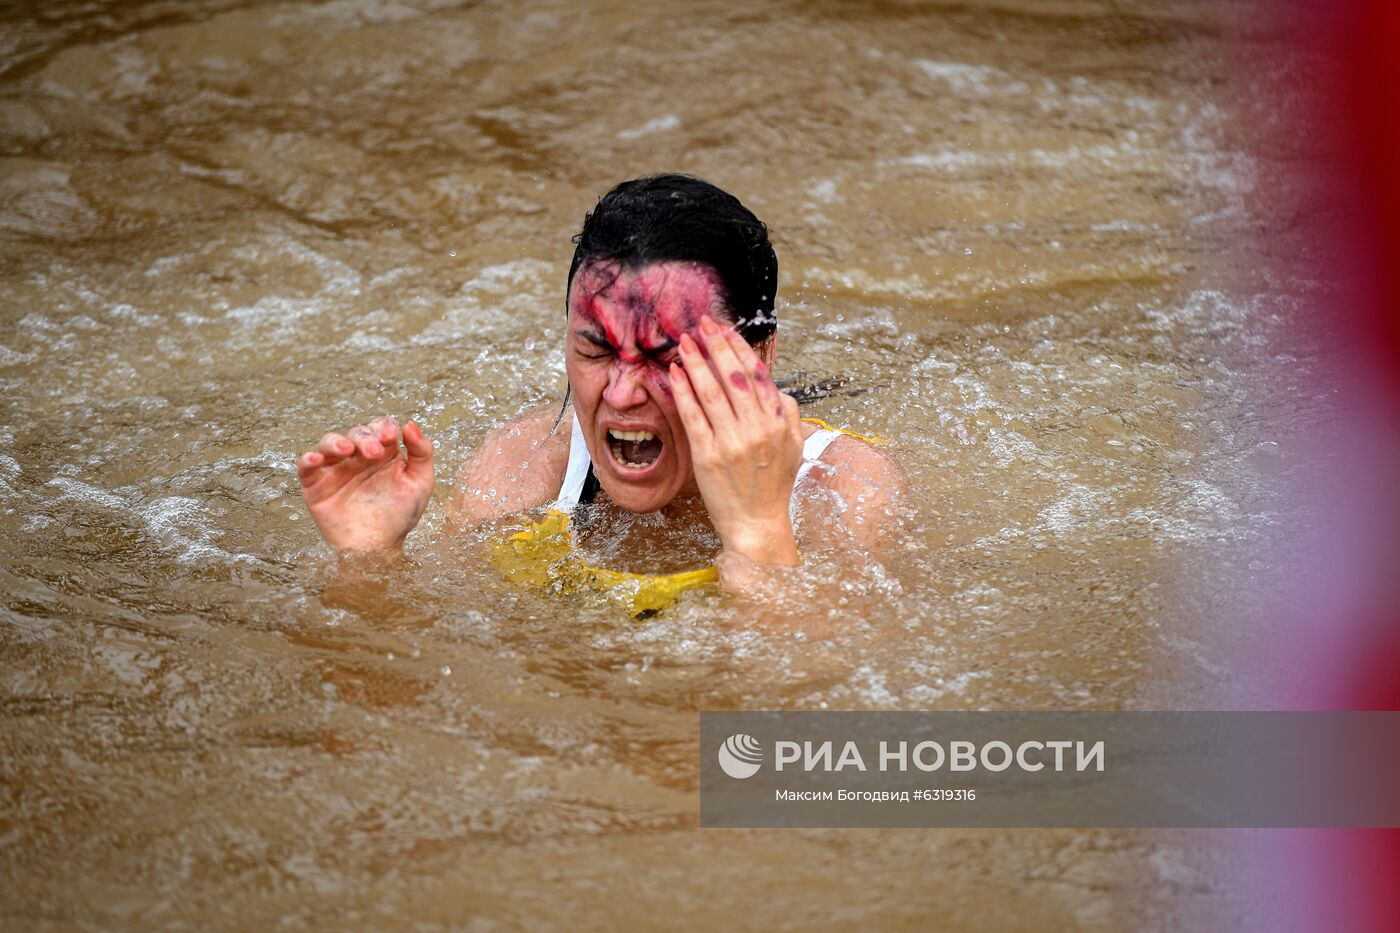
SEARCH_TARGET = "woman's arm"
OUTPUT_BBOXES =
[713,439,906,599]
[446,410,570,530]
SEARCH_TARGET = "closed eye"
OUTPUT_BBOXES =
[574,330,612,359]
[644,338,678,365]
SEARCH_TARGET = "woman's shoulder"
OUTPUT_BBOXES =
[806,428,906,545]
[817,432,904,496]
[800,419,898,477]
[446,408,572,528]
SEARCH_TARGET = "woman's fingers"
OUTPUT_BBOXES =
[697,316,764,418]
[678,332,737,431]
[346,423,385,460]
[296,450,325,482]
[780,390,803,441]
[302,416,429,498]
[402,420,434,485]
[366,417,405,466]
[305,420,401,486]
[368,415,401,451]
[670,362,714,445]
[318,432,354,460]
[725,328,781,404]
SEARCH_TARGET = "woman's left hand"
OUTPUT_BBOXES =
[670,315,804,567]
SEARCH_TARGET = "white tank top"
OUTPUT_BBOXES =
[552,414,842,510]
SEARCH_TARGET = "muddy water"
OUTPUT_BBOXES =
[1,0,1315,929]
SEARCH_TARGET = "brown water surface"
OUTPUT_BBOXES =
[1,0,1319,928]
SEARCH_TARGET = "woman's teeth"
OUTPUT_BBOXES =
[608,429,662,468]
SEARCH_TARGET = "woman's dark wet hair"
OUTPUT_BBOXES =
[567,174,778,345]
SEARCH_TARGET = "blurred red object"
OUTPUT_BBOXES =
[1323,1,1400,931]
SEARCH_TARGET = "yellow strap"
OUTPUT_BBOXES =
[492,509,718,618]
[801,416,884,446]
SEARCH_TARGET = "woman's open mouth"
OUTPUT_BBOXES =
[607,429,664,472]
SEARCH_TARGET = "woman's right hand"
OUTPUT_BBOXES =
[296,416,435,553]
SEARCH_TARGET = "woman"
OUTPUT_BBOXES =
[297,175,903,595]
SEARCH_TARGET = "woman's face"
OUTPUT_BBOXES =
[565,259,736,513]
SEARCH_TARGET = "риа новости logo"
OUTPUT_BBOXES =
[718,733,763,779]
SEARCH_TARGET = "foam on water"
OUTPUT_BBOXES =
[617,115,680,139]
[43,477,256,565]
[914,59,1008,95]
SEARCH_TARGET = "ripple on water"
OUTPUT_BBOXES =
[43,476,255,566]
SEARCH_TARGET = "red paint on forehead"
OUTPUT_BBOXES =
[570,261,725,360]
